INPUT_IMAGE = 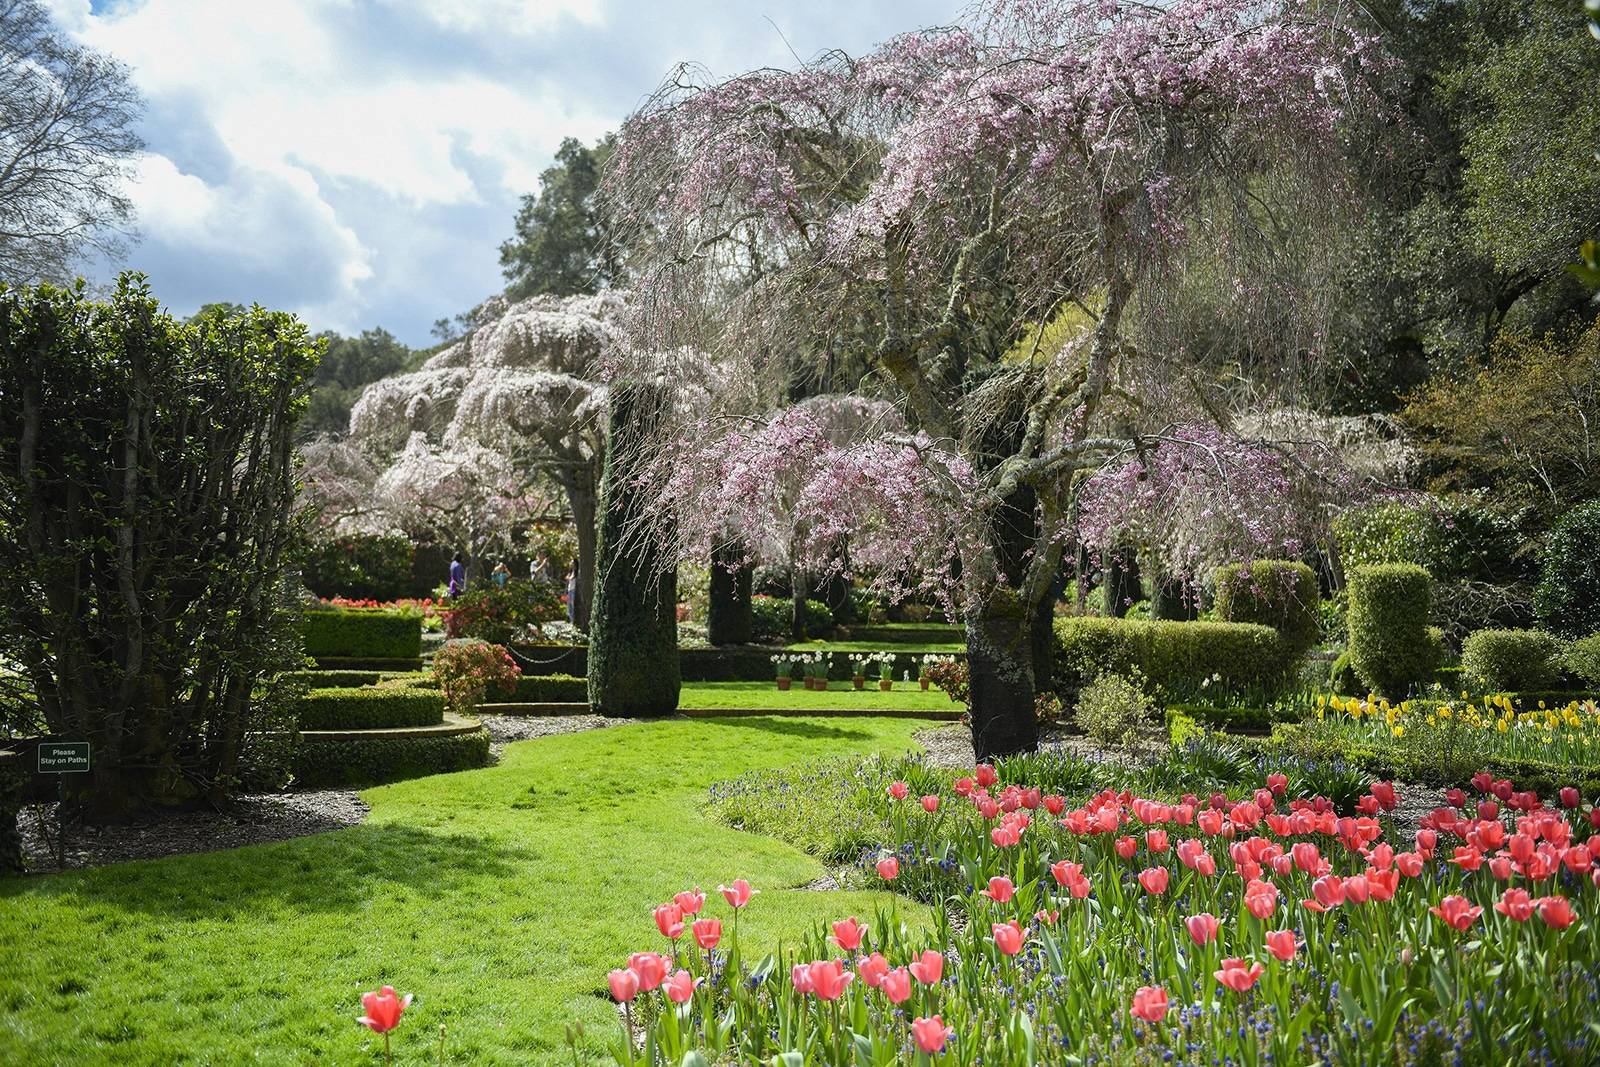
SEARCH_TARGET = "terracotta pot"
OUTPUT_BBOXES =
[879,679,892,692]
[919,678,930,691]
[816,677,828,691]
[853,676,865,690]
[776,677,791,691]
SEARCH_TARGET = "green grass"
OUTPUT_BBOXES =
[0,717,930,1065]
[679,680,957,711]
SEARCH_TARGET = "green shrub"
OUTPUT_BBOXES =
[1535,501,1600,638]
[432,640,520,717]
[289,669,383,690]
[1346,564,1441,699]
[295,686,444,731]
[510,674,587,703]
[1214,560,1321,655]
[1328,650,1359,694]
[301,532,415,601]
[1460,629,1567,692]
[1053,617,1295,701]
[1073,671,1155,745]
[300,607,422,660]
[444,579,563,644]
[292,728,490,788]
[1567,634,1600,689]
[1166,703,1295,733]
[750,596,834,641]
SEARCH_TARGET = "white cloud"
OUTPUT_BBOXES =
[397,0,605,35]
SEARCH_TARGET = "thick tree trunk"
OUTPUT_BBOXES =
[707,540,753,645]
[964,590,1040,761]
[571,481,598,631]
[790,566,810,641]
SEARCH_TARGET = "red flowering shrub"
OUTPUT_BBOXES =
[431,640,520,716]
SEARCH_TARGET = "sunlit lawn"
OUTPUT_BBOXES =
[678,680,957,712]
[0,716,930,1065]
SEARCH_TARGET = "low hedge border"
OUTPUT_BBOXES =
[1165,703,1296,734]
[1054,616,1296,701]
[295,686,444,731]
[290,669,383,690]
[512,674,587,702]
[313,656,424,672]
[293,726,491,788]
[301,608,422,660]
[841,624,965,645]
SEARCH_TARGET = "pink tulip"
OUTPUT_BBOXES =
[921,794,940,813]
[909,949,944,985]
[1244,879,1278,920]
[1186,912,1220,945]
[912,1015,953,1054]
[953,777,974,797]
[1496,888,1535,923]
[692,917,721,950]
[1214,957,1265,992]
[992,920,1025,956]
[981,875,1015,903]
[1537,895,1576,930]
[876,855,899,880]
[606,969,639,1003]
[790,964,813,995]
[358,986,412,1034]
[654,903,685,940]
[674,889,705,915]
[1130,985,1169,1023]
[975,763,998,788]
[1561,786,1581,808]
[888,780,910,800]
[628,952,667,992]
[1264,929,1297,962]
[1115,835,1139,860]
[858,952,891,987]
[663,969,698,1004]
[831,916,867,952]
[1138,866,1169,895]
[806,959,854,1000]
[718,878,757,909]
[1430,895,1483,932]
[881,966,913,1004]
[1266,772,1288,797]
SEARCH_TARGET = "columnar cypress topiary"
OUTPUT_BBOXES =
[1214,560,1321,656]
[588,378,680,716]
[706,539,753,645]
[1345,563,1442,699]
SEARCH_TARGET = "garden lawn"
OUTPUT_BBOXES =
[0,716,930,1066]
[678,681,957,712]
[780,639,965,654]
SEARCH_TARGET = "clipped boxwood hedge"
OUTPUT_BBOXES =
[1165,702,1296,734]
[1460,629,1566,692]
[1214,560,1321,655]
[510,673,588,703]
[293,728,490,788]
[300,608,422,660]
[295,686,444,731]
[1053,617,1295,699]
[289,669,383,690]
[1346,564,1442,699]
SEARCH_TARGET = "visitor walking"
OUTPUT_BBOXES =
[565,563,578,625]
[448,553,466,598]
[492,561,511,589]
[530,551,553,585]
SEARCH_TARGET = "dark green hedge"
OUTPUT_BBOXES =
[510,674,587,703]
[293,728,490,788]
[843,624,966,645]
[511,644,588,677]
[1053,617,1295,700]
[300,608,422,660]
[1214,560,1321,655]
[1460,629,1566,692]
[1534,501,1600,638]
[1165,702,1296,733]
[0,751,23,875]
[311,656,424,672]
[289,669,384,690]
[295,686,444,731]
[1346,564,1441,699]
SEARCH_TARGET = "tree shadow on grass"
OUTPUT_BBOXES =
[0,823,533,921]
[689,716,874,742]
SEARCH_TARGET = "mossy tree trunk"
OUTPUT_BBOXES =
[587,379,681,716]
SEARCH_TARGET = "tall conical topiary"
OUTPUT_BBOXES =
[706,538,753,645]
[587,378,680,716]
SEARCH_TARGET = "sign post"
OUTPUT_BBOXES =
[37,742,90,866]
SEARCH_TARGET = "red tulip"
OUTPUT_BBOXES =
[1044,794,1065,815]
[1115,835,1139,860]
[1496,888,1535,922]
[975,763,998,788]
[1214,958,1265,992]
[1565,845,1593,876]
[674,889,705,915]
[663,969,698,1004]
[992,920,1025,956]
[1138,866,1170,895]
[1445,788,1467,808]
[1264,929,1297,962]
[1146,829,1170,853]
[1471,771,1494,793]
[912,1015,953,1054]
[790,964,813,994]
[1266,772,1288,797]
[1492,778,1514,801]
[1478,800,1499,821]
[1560,786,1581,809]
[882,966,913,1004]
[953,777,975,797]
[358,986,412,1033]
[653,903,685,940]
[910,949,944,985]
[921,794,940,813]
[805,959,854,1000]
[1244,879,1278,920]
[1129,985,1169,1023]
[1537,895,1576,930]
[1291,842,1321,874]
[1370,781,1398,811]
[1430,895,1483,932]
[606,969,639,1003]
[1395,851,1424,878]
[830,916,867,952]
[1186,912,1220,946]
[1304,874,1345,913]
[1451,846,1484,872]
[858,952,890,988]
[981,875,1015,903]
[876,856,900,880]
[888,780,910,800]
[718,878,757,909]
[692,917,721,950]
[628,952,667,992]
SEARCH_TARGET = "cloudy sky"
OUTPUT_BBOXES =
[46,0,958,344]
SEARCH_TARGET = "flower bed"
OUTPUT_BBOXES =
[597,760,1600,1064]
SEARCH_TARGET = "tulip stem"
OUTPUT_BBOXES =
[383,1031,391,1067]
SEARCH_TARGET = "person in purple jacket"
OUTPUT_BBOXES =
[448,552,466,597]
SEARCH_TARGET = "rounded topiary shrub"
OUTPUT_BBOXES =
[1460,628,1567,693]
[1534,501,1600,638]
[1565,633,1600,690]
[1345,563,1441,699]
[1214,560,1321,655]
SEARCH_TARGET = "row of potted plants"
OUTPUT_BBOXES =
[769,652,956,692]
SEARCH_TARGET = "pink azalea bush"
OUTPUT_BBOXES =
[429,639,520,717]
